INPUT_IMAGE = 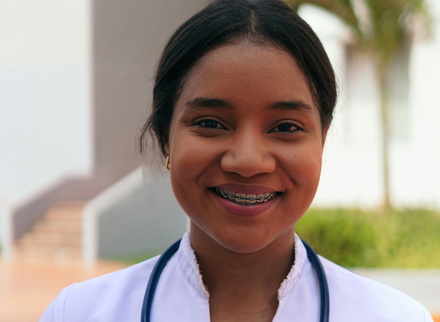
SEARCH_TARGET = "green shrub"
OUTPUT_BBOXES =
[296,208,440,268]
[113,208,440,268]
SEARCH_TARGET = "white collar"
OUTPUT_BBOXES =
[177,232,210,299]
[176,231,309,301]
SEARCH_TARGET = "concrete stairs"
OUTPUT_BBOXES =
[14,203,84,263]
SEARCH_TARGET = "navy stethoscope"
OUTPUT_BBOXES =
[141,238,329,322]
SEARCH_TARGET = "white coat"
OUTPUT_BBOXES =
[41,232,433,321]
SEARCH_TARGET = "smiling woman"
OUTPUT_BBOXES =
[167,43,325,258]
[41,0,433,321]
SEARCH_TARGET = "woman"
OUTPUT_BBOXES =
[41,0,433,321]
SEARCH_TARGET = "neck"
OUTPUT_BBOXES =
[189,227,295,321]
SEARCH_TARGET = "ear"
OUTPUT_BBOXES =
[164,142,170,156]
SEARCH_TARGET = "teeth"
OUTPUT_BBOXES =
[215,188,277,205]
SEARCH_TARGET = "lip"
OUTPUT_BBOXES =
[210,184,280,216]
[215,183,278,195]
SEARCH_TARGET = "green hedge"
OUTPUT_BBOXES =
[114,208,440,268]
[296,208,440,268]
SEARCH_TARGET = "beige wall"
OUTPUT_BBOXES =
[1,0,209,254]
[92,0,208,181]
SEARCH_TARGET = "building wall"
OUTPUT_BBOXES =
[0,0,208,248]
[0,0,92,204]
[96,169,187,259]
[91,0,209,180]
[300,3,440,209]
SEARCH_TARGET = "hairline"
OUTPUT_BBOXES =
[174,35,322,124]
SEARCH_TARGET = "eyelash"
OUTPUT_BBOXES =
[193,119,302,134]
[269,122,301,133]
[193,119,226,130]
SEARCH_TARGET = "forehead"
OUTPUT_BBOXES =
[177,41,315,109]
[189,41,304,81]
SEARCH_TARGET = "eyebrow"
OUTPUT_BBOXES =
[268,101,313,113]
[185,97,313,113]
[185,98,232,109]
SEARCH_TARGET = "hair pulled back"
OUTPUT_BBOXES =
[140,0,337,156]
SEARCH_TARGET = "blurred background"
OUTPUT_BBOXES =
[0,0,439,320]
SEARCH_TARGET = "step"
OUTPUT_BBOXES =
[33,218,82,233]
[18,231,82,247]
[14,203,85,262]
[13,244,82,263]
[45,203,84,220]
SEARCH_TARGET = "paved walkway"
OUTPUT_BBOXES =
[0,259,128,321]
[1,258,438,321]
[353,268,440,317]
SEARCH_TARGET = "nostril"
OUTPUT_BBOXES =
[220,151,276,177]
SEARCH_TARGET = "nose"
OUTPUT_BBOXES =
[220,131,276,177]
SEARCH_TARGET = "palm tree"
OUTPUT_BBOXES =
[285,0,431,211]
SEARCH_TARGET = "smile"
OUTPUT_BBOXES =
[214,187,278,205]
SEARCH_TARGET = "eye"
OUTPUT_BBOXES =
[194,119,226,130]
[270,122,300,133]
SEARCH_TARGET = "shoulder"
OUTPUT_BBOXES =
[40,256,159,322]
[320,257,433,321]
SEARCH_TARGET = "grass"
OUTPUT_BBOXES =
[107,251,161,265]
[111,208,440,268]
[296,208,440,268]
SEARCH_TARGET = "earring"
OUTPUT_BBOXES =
[165,156,170,170]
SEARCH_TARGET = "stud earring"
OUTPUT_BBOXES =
[165,156,170,170]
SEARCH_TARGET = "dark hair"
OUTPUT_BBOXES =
[140,0,337,156]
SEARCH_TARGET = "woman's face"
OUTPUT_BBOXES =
[166,41,327,254]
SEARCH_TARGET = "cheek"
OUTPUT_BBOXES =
[282,144,323,188]
[168,134,219,204]
[171,137,212,178]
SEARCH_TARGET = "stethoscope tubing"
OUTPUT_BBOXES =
[141,239,181,322]
[302,239,330,322]
[141,238,329,322]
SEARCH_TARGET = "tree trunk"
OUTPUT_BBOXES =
[378,70,391,212]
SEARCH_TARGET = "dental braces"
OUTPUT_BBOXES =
[215,187,276,203]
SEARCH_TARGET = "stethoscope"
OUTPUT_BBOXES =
[141,238,329,322]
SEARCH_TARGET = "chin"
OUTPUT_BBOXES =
[217,238,268,254]
[213,228,295,255]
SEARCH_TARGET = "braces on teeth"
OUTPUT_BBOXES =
[215,187,276,204]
